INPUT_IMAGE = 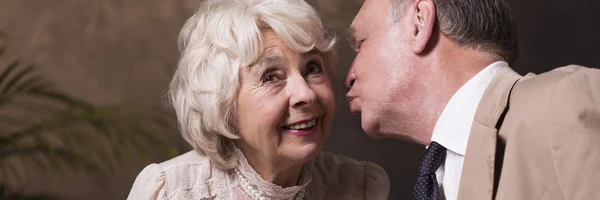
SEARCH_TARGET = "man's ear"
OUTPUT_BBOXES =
[409,0,436,54]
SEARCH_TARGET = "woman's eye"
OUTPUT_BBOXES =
[306,61,323,75]
[262,73,279,83]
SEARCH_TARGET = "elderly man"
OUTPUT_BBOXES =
[344,0,600,199]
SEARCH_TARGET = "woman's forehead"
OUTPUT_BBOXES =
[258,48,323,63]
[262,30,324,55]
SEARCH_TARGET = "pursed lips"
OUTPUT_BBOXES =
[346,95,360,116]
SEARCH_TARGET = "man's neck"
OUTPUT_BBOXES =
[418,39,505,145]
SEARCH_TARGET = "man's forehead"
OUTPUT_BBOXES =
[351,0,389,35]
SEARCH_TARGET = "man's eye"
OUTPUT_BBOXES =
[351,40,364,53]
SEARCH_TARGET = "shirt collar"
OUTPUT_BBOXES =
[430,61,508,156]
[233,147,313,198]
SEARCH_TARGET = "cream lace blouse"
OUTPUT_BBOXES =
[127,148,390,200]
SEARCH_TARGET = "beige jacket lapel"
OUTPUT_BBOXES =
[457,67,522,200]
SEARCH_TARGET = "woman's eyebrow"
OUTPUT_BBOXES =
[304,49,323,56]
[261,55,283,65]
[249,55,284,73]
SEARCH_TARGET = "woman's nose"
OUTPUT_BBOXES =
[289,77,317,109]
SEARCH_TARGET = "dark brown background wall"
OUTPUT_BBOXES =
[0,0,598,199]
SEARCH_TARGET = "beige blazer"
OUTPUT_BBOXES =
[458,65,600,200]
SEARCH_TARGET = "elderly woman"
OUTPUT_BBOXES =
[127,0,389,199]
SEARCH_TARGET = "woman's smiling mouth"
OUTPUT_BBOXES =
[282,117,319,136]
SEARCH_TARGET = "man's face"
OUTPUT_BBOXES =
[345,0,426,138]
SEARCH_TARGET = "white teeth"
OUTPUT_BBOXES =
[286,119,316,130]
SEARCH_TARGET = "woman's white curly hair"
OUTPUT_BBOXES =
[169,0,336,170]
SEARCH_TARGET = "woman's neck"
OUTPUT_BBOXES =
[237,145,305,187]
[251,160,304,187]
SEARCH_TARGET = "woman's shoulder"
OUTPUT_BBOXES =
[153,150,215,182]
[313,151,389,182]
[158,149,211,168]
[309,152,390,199]
[127,150,225,200]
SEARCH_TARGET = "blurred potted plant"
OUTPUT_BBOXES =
[0,30,176,199]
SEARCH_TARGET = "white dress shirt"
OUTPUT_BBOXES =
[430,61,508,200]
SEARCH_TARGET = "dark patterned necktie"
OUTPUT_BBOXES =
[413,141,447,200]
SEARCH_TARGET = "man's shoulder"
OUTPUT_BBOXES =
[499,64,599,131]
[509,65,599,105]
[463,65,600,199]
[517,65,598,89]
[481,64,599,136]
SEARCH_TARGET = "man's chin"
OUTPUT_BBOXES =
[361,120,385,139]
[365,131,385,139]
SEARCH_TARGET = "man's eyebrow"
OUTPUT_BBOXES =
[347,27,358,48]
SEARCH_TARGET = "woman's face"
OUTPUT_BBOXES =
[235,30,335,166]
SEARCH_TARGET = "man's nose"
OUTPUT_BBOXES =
[344,67,356,90]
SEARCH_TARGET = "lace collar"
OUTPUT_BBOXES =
[233,148,314,199]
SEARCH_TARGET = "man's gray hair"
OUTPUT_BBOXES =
[390,0,519,64]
